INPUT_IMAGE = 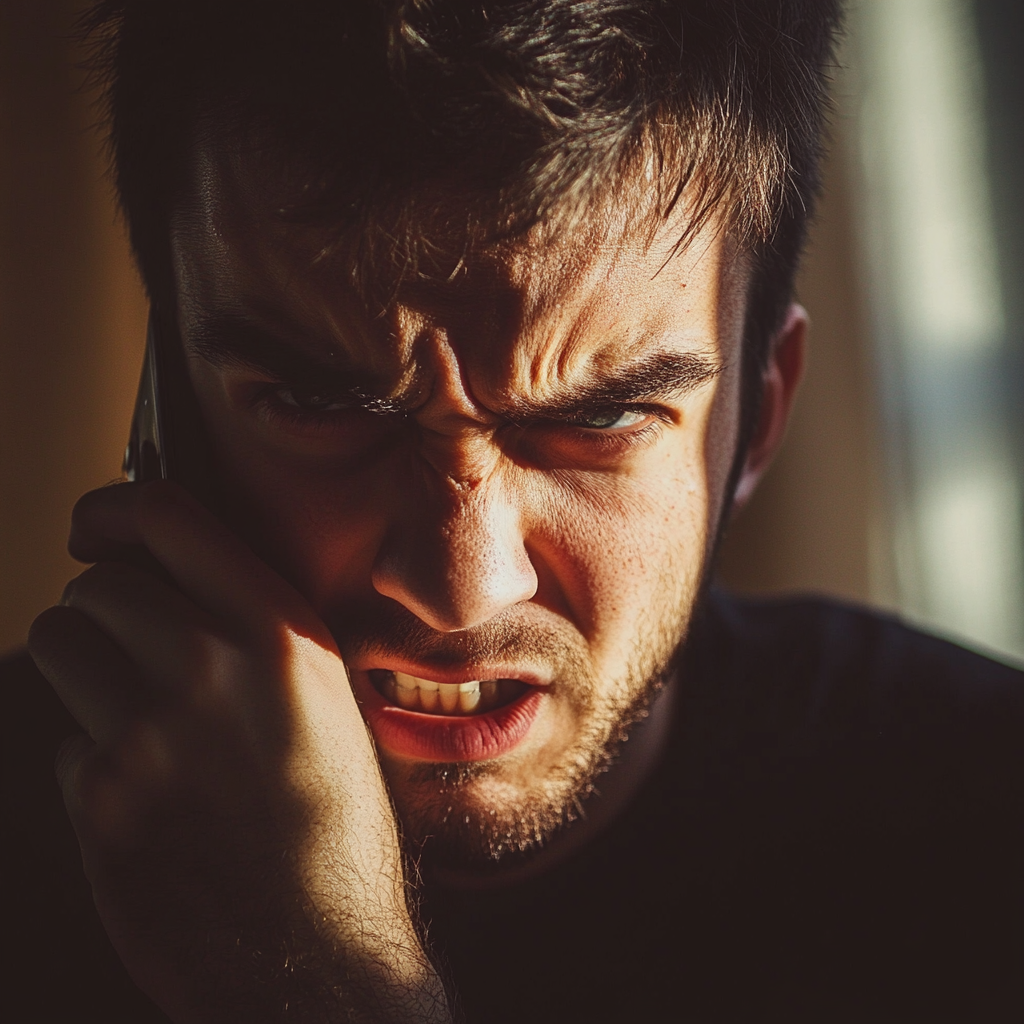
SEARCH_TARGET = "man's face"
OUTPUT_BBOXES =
[170,147,749,867]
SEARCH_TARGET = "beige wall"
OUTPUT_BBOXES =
[716,133,889,607]
[0,4,884,655]
[1,2,147,656]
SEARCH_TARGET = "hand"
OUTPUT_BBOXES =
[29,481,451,1024]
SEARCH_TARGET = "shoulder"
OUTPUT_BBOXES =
[699,588,1024,685]
[671,594,1024,1017]
[678,589,1024,858]
[688,590,1024,744]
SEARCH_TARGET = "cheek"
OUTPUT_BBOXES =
[228,464,390,609]
[191,379,399,608]
[523,430,715,656]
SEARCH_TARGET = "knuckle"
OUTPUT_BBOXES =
[74,720,180,846]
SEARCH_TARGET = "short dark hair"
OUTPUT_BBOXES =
[82,0,842,460]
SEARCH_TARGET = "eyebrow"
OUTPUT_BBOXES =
[188,314,408,412]
[505,350,724,422]
[189,313,721,420]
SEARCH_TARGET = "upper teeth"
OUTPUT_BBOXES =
[380,671,507,715]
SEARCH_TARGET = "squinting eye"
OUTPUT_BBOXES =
[276,387,351,414]
[573,409,649,430]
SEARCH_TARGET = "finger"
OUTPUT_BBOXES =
[54,733,132,855]
[30,605,145,745]
[60,560,227,696]
[70,481,328,646]
[55,728,174,856]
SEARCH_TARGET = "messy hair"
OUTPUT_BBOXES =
[81,0,842,452]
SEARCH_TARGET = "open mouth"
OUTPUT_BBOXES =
[369,669,529,716]
[357,666,546,761]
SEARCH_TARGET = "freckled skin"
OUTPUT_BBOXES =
[171,143,782,867]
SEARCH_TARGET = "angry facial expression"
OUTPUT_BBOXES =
[170,145,749,868]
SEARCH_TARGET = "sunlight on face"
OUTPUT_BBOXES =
[171,144,749,868]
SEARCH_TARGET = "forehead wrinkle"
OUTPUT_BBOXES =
[543,300,606,399]
[486,241,612,397]
[180,140,741,408]
[500,241,689,407]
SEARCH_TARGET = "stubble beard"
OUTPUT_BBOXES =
[375,596,692,873]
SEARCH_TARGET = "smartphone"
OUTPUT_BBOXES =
[123,310,168,483]
[123,306,218,503]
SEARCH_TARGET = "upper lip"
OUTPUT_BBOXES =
[346,654,551,689]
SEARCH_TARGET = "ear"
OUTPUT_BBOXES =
[730,302,807,512]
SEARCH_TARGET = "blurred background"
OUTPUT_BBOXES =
[2,1,1022,664]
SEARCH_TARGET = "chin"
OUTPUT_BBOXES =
[382,682,658,871]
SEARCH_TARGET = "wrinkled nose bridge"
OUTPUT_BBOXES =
[407,329,504,485]
[414,410,501,489]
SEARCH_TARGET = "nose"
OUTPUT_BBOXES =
[371,474,538,633]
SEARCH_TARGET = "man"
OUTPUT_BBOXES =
[5,1,1023,1021]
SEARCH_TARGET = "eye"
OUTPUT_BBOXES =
[571,409,650,431]
[275,386,352,414]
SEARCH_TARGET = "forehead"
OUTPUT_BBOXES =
[171,143,749,395]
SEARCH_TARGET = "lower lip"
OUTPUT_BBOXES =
[356,678,545,761]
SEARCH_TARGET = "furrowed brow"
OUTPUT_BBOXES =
[188,314,403,410]
[511,350,723,420]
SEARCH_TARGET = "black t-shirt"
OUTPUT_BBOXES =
[5,592,1023,1022]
